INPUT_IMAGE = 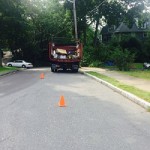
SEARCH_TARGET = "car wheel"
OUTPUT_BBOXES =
[8,64,12,67]
[22,65,26,68]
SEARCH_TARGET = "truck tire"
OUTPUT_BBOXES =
[63,68,66,72]
[51,68,54,72]
[72,68,78,73]
[51,67,57,73]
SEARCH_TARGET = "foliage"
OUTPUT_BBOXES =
[111,47,135,71]
[119,35,142,62]
[0,0,149,66]
[81,45,94,66]
[142,32,150,62]
[81,27,110,67]
[0,66,18,73]
[88,60,102,67]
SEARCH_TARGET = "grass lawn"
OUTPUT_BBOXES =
[87,71,150,103]
[102,63,150,80]
[118,70,150,80]
[0,66,18,74]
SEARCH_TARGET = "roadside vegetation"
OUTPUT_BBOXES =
[82,34,150,71]
[0,67,18,74]
[103,63,150,80]
[0,0,150,68]
[88,71,150,103]
[119,70,150,80]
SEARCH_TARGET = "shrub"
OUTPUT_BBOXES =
[81,45,94,66]
[89,60,102,67]
[111,47,135,71]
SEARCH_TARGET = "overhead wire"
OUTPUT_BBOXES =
[53,0,109,36]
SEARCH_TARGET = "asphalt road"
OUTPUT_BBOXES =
[0,68,150,150]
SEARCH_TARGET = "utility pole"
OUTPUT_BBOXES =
[73,0,78,41]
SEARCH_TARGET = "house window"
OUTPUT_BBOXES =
[143,33,148,38]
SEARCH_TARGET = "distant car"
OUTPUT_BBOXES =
[143,62,150,69]
[6,60,33,68]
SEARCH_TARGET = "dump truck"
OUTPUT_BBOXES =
[48,39,83,72]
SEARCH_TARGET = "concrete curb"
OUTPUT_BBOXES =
[80,70,150,110]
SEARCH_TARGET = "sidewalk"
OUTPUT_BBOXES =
[80,67,150,92]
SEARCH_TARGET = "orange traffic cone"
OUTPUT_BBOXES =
[58,96,66,107]
[40,73,44,79]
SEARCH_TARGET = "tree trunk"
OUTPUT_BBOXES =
[93,16,100,47]
[83,17,87,45]
[0,49,2,67]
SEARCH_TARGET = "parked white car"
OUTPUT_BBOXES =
[6,60,33,68]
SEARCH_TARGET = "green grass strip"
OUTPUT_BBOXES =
[118,70,150,80]
[0,67,18,74]
[87,71,150,103]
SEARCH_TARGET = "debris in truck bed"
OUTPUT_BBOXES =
[56,49,67,54]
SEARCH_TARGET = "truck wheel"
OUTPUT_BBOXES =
[51,67,55,72]
[72,69,78,73]
[51,68,57,73]
[63,68,66,72]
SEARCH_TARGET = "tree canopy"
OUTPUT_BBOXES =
[0,0,149,66]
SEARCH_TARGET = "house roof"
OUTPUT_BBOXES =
[131,23,139,32]
[101,21,150,35]
[115,22,130,33]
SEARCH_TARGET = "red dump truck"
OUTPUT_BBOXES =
[48,40,83,72]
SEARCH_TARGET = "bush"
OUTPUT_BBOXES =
[81,43,111,67]
[81,45,94,66]
[120,36,142,62]
[143,34,150,62]
[89,60,102,67]
[111,47,135,71]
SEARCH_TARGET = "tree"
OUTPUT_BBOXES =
[64,0,96,44]
[0,0,27,50]
[0,49,2,67]
[111,47,135,71]
[143,32,150,62]
[0,0,149,66]
[91,0,146,46]
[92,0,125,46]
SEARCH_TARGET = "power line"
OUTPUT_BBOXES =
[53,0,110,37]
[87,0,108,16]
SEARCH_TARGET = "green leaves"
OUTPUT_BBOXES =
[0,0,149,65]
[111,47,135,71]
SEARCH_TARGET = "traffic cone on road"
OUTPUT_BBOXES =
[58,96,66,107]
[40,73,44,79]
